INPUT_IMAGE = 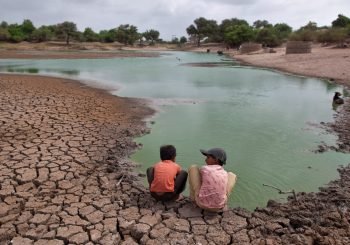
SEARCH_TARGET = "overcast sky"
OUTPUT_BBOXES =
[1,0,349,40]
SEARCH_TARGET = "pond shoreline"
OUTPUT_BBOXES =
[232,46,350,86]
[233,46,350,154]
[1,45,350,243]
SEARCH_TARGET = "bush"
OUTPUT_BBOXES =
[289,30,315,41]
[31,27,53,42]
[0,27,10,41]
[317,28,347,44]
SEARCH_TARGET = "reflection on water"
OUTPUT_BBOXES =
[181,61,236,67]
[2,67,80,76]
[151,98,205,106]
[7,67,39,73]
[56,69,79,76]
[0,51,349,211]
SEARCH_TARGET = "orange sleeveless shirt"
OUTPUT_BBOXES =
[150,160,181,192]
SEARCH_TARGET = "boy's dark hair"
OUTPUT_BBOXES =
[160,145,176,161]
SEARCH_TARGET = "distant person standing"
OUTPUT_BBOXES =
[188,148,237,211]
[147,145,188,201]
[333,92,344,104]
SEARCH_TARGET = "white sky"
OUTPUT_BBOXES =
[0,0,349,40]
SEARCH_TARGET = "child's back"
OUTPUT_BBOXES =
[147,145,188,202]
[150,159,181,193]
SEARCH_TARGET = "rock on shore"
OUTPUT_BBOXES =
[1,73,350,244]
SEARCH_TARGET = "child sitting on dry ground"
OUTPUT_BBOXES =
[188,147,237,211]
[147,145,188,201]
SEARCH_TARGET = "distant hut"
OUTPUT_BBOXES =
[286,41,312,54]
[239,42,262,54]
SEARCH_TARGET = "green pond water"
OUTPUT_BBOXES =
[1,51,349,210]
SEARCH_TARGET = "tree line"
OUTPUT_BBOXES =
[0,14,349,47]
[186,14,350,47]
[0,20,170,45]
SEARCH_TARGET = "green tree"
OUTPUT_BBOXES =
[83,27,99,42]
[331,28,347,46]
[317,29,333,43]
[0,27,10,41]
[7,24,25,43]
[318,28,347,46]
[31,26,53,42]
[218,18,249,43]
[180,36,187,44]
[186,17,218,46]
[253,20,272,29]
[137,33,144,45]
[143,29,160,44]
[56,21,77,45]
[255,27,279,47]
[1,21,8,28]
[224,24,255,47]
[289,30,315,41]
[290,21,318,41]
[298,21,318,31]
[115,24,139,45]
[99,30,116,43]
[332,14,350,28]
[21,19,35,40]
[273,23,292,40]
[171,36,179,44]
[47,25,58,35]
[220,18,249,32]
[74,32,84,43]
[186,24,198,43]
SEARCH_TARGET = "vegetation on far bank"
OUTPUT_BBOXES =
[0,14,349,48]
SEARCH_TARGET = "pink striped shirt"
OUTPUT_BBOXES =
[197,165,228,209]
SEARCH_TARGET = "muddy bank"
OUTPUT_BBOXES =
[1,73,350,244]
[325,104,350,153]
[0,74,154,244]
[0,50,160,59]
[0,41,173,59]
[233,45,350,87]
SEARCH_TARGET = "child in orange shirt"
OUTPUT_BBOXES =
[147,145,188,201]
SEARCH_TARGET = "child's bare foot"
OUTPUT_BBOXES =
[222,204,229,211]
[175,194,184,201]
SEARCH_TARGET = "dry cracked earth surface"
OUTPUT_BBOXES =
[1,74,350,245]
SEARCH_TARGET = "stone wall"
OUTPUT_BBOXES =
[239,42,262,54]
[286,41,312,54]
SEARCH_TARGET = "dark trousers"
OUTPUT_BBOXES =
[147,167,188,202]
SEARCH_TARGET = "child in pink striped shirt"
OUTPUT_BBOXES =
[188,148,237,212]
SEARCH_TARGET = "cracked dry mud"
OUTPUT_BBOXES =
[1,74,350,245]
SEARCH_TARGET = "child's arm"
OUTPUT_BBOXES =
[176,164,181,174]
[226,172,237,196]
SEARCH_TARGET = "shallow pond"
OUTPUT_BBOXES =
[1,51,349,210]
